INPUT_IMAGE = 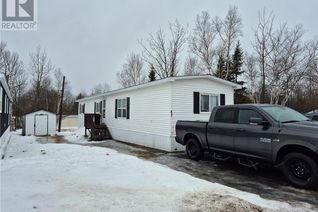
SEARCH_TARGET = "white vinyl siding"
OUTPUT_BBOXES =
[171,79,234,136]
[77,77,235,151]
[106,83,171,136]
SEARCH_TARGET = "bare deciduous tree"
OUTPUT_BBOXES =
[0,42,7,72]
[117,53,146,88]
[90,83,111,95]
[140,20,187,78]
[250,9,315,106]
[190,11,217,74]
[183,56,202,76]
[244,54,261,103]
[214,6,242,78]
[252,9,275,103]
[0,42,28,119]
[29,46,54,108]
[267,24,305,105]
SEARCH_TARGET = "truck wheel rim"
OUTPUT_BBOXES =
[187,143,197,156]
[288,159,311,180]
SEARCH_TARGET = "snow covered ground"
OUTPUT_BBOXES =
[1,132,314,212]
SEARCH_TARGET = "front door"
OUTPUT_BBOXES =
[234,108,273,161]
[35,114,48,136]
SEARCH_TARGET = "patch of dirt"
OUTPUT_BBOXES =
[131,150,160,159]
[179,192,268,212]
[37,136,66,144]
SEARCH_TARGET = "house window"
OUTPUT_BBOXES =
[103,100,106,118]
[95,102,100,113]
[117,98,127,118]
[200,94,219,113]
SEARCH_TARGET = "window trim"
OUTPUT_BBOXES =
[117,98,127,118]
[95,102,101,114]
[200,93,219,113]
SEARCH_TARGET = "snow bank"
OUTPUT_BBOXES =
[0,128,12,159]
[57,127,102,144]
[1,133,314,212]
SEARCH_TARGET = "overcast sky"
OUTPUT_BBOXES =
[1,0,317,94]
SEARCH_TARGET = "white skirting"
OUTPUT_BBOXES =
[108,127,184,152]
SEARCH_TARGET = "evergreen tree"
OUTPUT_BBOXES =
[148,65,156,82]
[215,54,226,79]
[230,41,250,104]
[229,41,244,82]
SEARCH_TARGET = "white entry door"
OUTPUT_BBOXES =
[35,114,48,136]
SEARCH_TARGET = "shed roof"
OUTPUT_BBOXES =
[24,109,57,116]
[77,75,241,103]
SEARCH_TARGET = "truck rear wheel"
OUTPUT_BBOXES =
[281,152,318,189]
[186,138,203,161]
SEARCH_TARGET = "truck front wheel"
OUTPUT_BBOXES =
[281,152,318,189]
[186,138,203,161]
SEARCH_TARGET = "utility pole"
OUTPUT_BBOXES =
[58,76,65,132]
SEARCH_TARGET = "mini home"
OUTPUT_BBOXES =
[0,74,12,138]
[23,110,56,136]
[77,75,240,152]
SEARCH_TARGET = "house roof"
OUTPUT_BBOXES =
[0,73,13,101]
[76,75,242,103]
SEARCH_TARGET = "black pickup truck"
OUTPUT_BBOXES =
[175,104,318,188]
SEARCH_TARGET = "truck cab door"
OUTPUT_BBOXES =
[207,108,237,151]
[234,108,273,161]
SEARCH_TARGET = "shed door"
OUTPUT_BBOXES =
[35,114,48,136]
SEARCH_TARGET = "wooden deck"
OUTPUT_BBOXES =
[84,113,111,141]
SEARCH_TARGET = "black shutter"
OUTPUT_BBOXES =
[100,101,102,114]
[193,92,200,114]
[220,94,225,105]
[126,97,130,119]
[94,102,96,113]
[115,99,118,118]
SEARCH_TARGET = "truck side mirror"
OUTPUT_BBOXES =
[249,117,270,127]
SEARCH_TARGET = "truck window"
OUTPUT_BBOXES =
[238,109,263,124]
[313,115,318,121]
[214,108,236,123]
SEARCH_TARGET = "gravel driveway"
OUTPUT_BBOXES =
[39,136,318,210]
[89,140,318,209]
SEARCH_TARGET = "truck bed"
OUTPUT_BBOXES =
[175,120,208,146]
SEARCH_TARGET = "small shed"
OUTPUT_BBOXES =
[23,110,56,136]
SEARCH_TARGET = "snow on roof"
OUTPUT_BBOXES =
[0,73,12,102]
[24,109,57,116]
[76,75,241,103]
